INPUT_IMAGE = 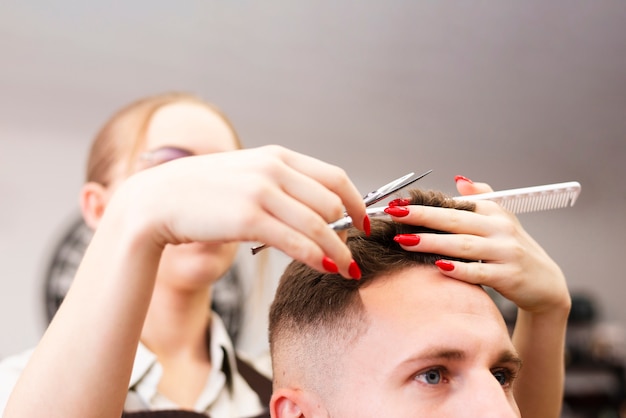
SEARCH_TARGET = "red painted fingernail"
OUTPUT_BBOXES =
[384,206,410,217]
[454,175,473,184]
[363,214,371,236]
[394,234,421,246]
[348,260,362,280]
[388,198,411,207]
[435,259,455,271]
[322,256,339,273]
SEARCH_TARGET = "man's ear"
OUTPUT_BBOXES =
[80,182,109,230]
[270,388,328,418]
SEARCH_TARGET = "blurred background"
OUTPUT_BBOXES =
[1,1,625,415]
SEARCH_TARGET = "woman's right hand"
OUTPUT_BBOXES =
[109,145,368,279]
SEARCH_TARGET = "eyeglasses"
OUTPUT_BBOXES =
[138,146,195,169]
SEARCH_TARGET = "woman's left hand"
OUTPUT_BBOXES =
[388,176,570,314]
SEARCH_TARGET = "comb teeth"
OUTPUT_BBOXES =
[490,190,578,214]
[453,181,581,214]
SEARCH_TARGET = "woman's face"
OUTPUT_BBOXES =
[132,102,241,290]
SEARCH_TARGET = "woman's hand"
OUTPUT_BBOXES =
[110,145,368,279]
[388,176,570,314]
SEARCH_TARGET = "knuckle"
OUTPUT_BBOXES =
[479,200,500,212]
[325,194,344,221]
[509,242,527,263]
[254,156,283,178]
[288,236,321,267]
[460,235,474,257]
[511,263,525,280]
[487,214,518,237]
[499,218,519,236]
[333,167,349,183]
[308,218,330,241]
[409,204,425,220]
[242,177,272,201]
[325,166,349,189]
[263,144,287,156]
[285,233,306,256]
[239,208,263,232]
[446,209,461,230]
[474,262,489,283]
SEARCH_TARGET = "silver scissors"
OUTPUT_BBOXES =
[250,169,432,254]
[328,169,432,231]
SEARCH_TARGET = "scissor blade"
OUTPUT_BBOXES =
[330,169,433,230]
[363,169,433,207]
[361,172,413,206]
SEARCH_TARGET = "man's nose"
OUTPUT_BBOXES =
[461,372,520,418]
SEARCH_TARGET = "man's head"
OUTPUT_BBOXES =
[269,190,522,418]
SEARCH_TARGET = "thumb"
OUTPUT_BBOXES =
[454,175,494,196]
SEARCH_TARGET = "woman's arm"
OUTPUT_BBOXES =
[3,146,367,418]
[511,299,570,418]
[4,184,163,418]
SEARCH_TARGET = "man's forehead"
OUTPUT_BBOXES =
[359,265,493,314]
[349,266,516,373]
[356,265,510,348]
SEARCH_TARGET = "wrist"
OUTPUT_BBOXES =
[100,175,168,255]
[517,295,571,326]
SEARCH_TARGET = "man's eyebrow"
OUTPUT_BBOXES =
[393,347,523,372]
[419,348,466,361]
[393,347,467,372]
[497,351,523,370]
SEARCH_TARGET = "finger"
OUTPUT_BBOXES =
[433,259,509,289]
[250,211,355,279]
[273,146,367,231]
[436,255,570,312]
[274,164,346,224]
[454,175,494,195]
[257,183,357,278]
[453,176,520,217]
[262,190,352,273]
[395,231,508,263]
[388,204,500,236]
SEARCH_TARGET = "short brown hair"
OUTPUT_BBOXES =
[268,189,475,393]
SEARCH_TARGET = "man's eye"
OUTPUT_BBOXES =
[492,368,516,387]
[415,368,445,385]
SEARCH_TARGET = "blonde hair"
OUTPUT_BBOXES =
[86,92,242,186]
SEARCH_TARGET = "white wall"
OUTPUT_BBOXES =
[1,0,626,357]
[1,127,88,355]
